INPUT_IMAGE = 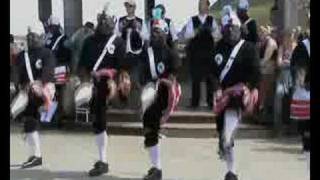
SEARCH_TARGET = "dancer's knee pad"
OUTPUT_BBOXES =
[24,117,38,133]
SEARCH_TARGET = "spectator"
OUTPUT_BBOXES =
[65,21,95,77]
[273,29,297,133]
[44,15,72,127]
[290,34,310,176]
[257,25,278,123]
[144,4,179,48]
[181,0,220,109]
[237,0,258,44]
[114,0,144,107]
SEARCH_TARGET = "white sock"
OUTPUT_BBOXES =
[26,131,41,157]
[224,109,239,147]
[96,131,107,163]
[148,144,161,169]
[226,147,236,174]
[304,151,310,174]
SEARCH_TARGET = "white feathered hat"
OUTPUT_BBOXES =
[48,15,60,26]
[238,0,249,10]
[221,11,241,28]
[221,5,233,16]
[27,21,44,35]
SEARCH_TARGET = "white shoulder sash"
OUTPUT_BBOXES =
[24,51,35,82]
[147,47,158,80]
[93,34,117,72]
[302,39,310,57]
[244,18,252,25]
[51,34,65,51]
[219,39,245,82]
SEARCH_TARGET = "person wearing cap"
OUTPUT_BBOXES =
[14,23,56,169]
[44,15,72,127]
[236,0,258,44]
[139,19,181,180]
[115,0,144,57]
[78,9,128,177]
[182,0,220,109]
[211,12,260,180]
[114,0,144,106]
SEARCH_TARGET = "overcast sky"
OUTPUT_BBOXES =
[10,0,199,36]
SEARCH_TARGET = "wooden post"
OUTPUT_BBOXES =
[145,0,155,22]
[63,0,83,36]
[38,0,52,22]
[271,0,299,32]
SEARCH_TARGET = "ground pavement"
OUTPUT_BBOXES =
[10,125,309,180]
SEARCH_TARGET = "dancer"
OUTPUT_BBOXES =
[140,19,181,180]
[78,8,129,176]
[212,11,260,180]
[44,15,72,127]
[13,22,56,168]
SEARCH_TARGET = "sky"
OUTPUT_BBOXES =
[10,0,200,36]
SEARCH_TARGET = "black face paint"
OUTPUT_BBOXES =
[48,25,61,35]
[151,28,166,48]
[236,9,248,22]
[223,24,241,45]
[27,32,43,50]
[96,12,115,35]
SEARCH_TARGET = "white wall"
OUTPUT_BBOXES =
[10,0,39,36]
[10,0,64,36]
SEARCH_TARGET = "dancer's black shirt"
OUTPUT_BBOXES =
[211,39,261,91]
[79,33,126,74]
[16,47,56,86]
[140,44,181,85]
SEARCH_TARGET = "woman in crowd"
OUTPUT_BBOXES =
[273,29,297,131]
[257,25,278,123]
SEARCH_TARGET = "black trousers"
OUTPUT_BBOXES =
[23,91,44,133]
[55,85,65,124]
[90,78,109,134]
[143,83,168,147]
[191,73,213,107]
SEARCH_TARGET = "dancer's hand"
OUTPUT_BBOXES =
[251,88,259,104]
[91,71,98,77]
[214,89,223,99]
[30,82,43,97]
